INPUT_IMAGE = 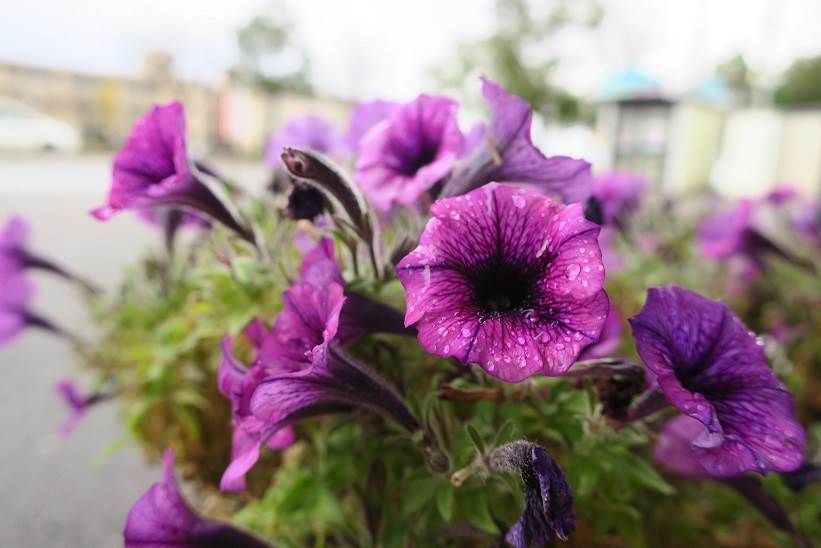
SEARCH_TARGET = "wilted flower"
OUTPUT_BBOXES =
[442,77,591,204]
[345,99,398,153]
[355,94,464,210]
[592,171,645,226]
[92,102,252,242]
[124,449,270,548]
[629,285,805,476]
[397,183,608,382]
[266,115,346,165]
[489,441,576,547]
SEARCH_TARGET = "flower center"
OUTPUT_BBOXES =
[397,141,439,176]
[469,261,537,315]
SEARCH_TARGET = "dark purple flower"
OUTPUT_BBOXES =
[266,115,346,165]
[442,78,592,204]
[629,285,805,476]
[92,102,252,242]
[355,94,464,210]
[396,183,608,382]
[284,182,327,221]
[579,301,622,360]
[489,441,576,547]
[55,380,89,436]
[592,171,645,225]
[124,449,270,548]
[345,99,399,153]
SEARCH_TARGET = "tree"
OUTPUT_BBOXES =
[433,0,602,122]
[234,9,311,94]
[774,55,821,107]
[715,54,753,107]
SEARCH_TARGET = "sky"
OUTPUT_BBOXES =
[2,0,821,101]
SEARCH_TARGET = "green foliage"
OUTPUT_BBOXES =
[775,55,821,106]
[433,0,601,123]
[78,188,820,547]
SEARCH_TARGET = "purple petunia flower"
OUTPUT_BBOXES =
[0,273,35,347]
[55,380,90,436]
[654,415,711,479]
[219,237,411,489]
[629,285,805,477]
[442,78,592,204]
[124,449,270,548]
[396,183,609,383]
[697,199,757,260]
[764,185,799,205]
[579,301,622,360]
[266,115,347,166]
[592,171,645,225]
[218,325,297,493]
[355,94,464,210]
[92,102,252,242]
[345,99,399,154]
[489,441,576,547]
[793,200,820,243]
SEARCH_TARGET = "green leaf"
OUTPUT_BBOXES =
[436,484,454,521]
[466,424,486,456]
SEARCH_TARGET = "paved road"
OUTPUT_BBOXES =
[0,153,269,547]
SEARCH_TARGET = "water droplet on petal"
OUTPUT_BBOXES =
[512,194,526,208]
[565,264,581,280]
[461,326,473,337]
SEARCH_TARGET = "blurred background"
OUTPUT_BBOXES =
[1,0,819,545]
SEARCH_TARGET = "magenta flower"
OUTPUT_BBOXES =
[219,238,411,489]
[355,94,464,210]
[442,78,591,204]
[396,183,608,382]
[92,102,252,242]
[592,171,645,225]
[55,380,89,436]
[0,273,34,346]
[266,115,346,165]
[698,199,757,260]
[765,185,799,205]
[124,449,270,548]
[218,328,297,493]
[489,441,576,547]
[629,285,805,476]
[345,99,398,153]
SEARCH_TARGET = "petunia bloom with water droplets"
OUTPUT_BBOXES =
[442,77,591,204]
[124,449,270,548]
[489,441,576,547]
[91,102,252,242]
[396,182,609,382]
[629,285,805,477]
[355,94,464,210]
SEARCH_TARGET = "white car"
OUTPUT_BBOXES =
[0,97,81,152]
